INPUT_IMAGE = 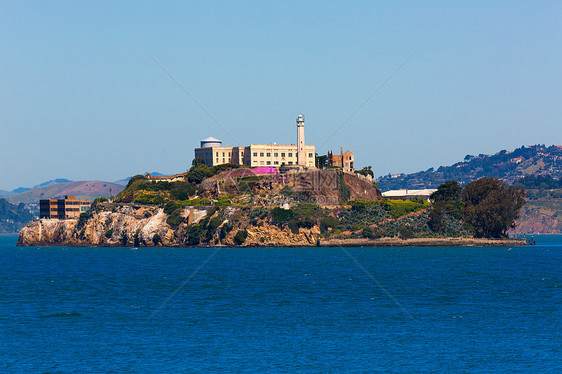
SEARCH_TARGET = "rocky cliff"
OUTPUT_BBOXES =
[17,204,322,247]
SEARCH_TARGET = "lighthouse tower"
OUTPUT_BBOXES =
[297,113,305,166]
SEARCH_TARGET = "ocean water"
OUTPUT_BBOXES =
[1,235,561,373]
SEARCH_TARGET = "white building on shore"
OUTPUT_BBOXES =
[382,189,437,200]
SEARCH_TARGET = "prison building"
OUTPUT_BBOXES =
[194,114,316,169]
[327,147,355,173]
[39,195,91,219]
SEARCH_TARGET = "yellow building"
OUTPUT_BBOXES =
[194,114,316,168]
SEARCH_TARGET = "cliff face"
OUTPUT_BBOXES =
[17,205,179,247]
[17,204,323,247]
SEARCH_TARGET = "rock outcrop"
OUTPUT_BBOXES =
[17,204,324,247]
[18,205,190,247]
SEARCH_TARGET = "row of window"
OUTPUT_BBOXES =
[252,161,297,166]
[251,152,314,158]
[215,152,244,157]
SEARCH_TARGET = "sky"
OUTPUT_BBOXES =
[1,1,561,190]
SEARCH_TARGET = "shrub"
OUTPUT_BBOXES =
[187,224,203,245]
[362,227,384,239]
[233,230,248,245]
[338,172,351,202]
[270,207,295,225]
[206,216,223,242]
[288,220,299,234]
[126,174,146,188]
[77,210,93,230]
[280,186,294,196]
[105,229,113,238]
[152,233,161,245]
[297,216,315,229]
[93,197,108,205]
[398,224,415,239]
[133,191,165,205]
[320,216,340,232]
[164,201,186,228]
[170,182,197,200]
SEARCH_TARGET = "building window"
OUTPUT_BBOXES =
[222,152,225,157]
[288,161,293,165]
[228,152,231,156]
[309,153,313,158]
[281,152,285,157]
[223,158,225,163]
[260,161,264,165]
[260,152,264,157]
[288,153,292,157]
[267,161,271,165]
[274,153,278,157]
[266,152,271,157]
[216,158,219,163]
[274,161,279,165]
[253,152,257,157]
[215,152,219,157]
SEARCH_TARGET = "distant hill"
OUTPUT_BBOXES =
[7,181,125,204]
[0,198,34,233]
[33,178,73,189]
[11,187,30,194]
[0,190,14,197]
[377,144,562,191]
[114,172,169,186]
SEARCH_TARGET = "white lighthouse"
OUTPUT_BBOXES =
[297,113,305,166]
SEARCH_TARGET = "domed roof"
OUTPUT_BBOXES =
[201,136,221,142]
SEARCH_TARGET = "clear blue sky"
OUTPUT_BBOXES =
[1,1,561,190]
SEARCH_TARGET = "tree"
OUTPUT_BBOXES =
[192,157,205,167]
[126,174,146,188]
[316,153,328,169]
[428,181,463,234]
[462,178,526,238]
[356,166,374,178]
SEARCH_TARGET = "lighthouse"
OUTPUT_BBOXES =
[297,113,305,166]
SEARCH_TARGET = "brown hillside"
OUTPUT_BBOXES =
[7,181,125,204]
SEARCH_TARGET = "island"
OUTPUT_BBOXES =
[17,164,526,248]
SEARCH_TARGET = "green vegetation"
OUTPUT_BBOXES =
[164,201,187,228]
[270,207,295,225]
[356,166,374,178]
[338,171,350,202]
[377,144,562,190]
[233,230,249,245]
[516,174,562,190]
[185,206,224,245]
[92,197,108,205]
[105,229,113,238]
[77,209,93,230]
[462,178,526,238]
[0,199,34,233]
[428,181,463,234]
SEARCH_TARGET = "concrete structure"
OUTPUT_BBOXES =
[381,189,437,201]
[297,113,305,166]
[328,147,355,173]
[194,114,315,169]
[39,195,91,219]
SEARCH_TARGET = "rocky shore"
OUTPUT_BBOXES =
[319,237,526,247]
[17,203,525,248]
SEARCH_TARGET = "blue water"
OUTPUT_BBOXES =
[1,235,561,373]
